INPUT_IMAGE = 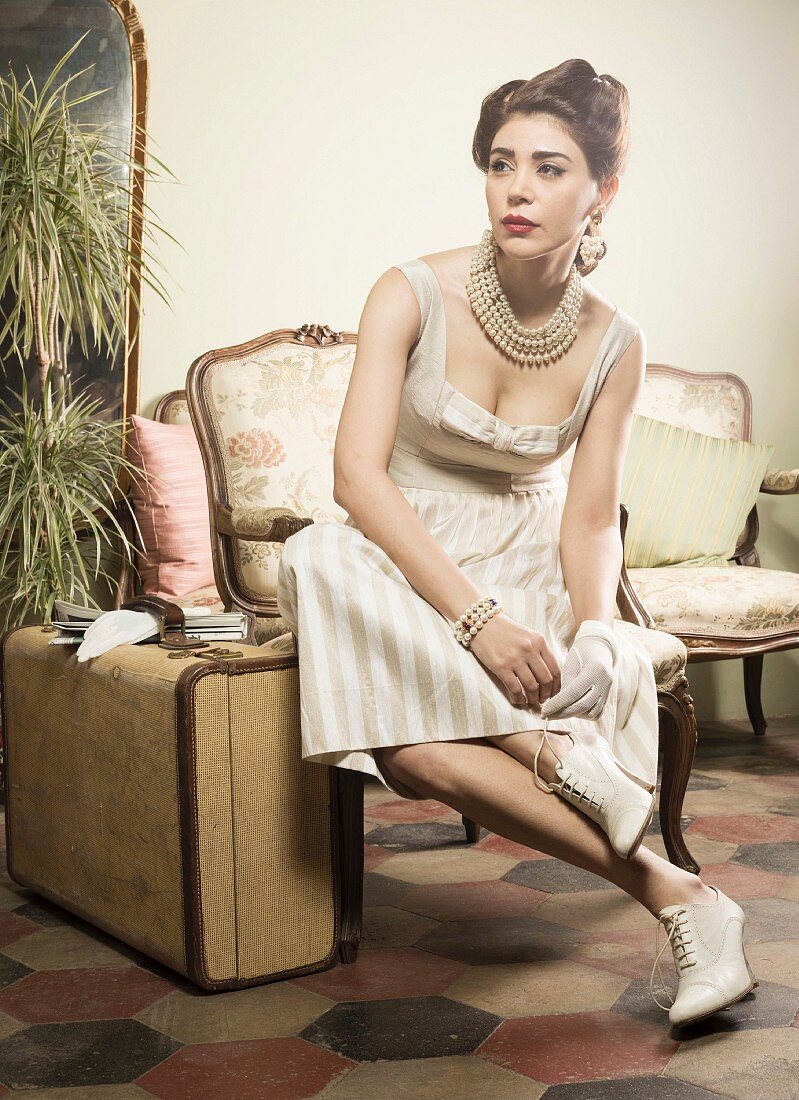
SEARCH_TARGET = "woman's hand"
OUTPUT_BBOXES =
[468,612,561,705]
[540,620,618,721]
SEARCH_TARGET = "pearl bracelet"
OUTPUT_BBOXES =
[454,596,503,649]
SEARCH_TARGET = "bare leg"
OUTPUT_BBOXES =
[376,736,715,919]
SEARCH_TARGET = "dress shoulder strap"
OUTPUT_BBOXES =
[600,307,641,384]
[391,259,436,343]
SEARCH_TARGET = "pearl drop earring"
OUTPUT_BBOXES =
[579,209,607,273]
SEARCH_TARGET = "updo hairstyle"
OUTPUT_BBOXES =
[472,59,631,275]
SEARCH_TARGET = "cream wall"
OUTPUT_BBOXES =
[134,0,799,720]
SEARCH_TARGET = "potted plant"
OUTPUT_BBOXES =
[0,32,178,633]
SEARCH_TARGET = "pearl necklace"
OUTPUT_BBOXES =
[466,228,583,368]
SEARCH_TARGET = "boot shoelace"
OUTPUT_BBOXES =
[649,908,697,1010]
[532,720,604,812]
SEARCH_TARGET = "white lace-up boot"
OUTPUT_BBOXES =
[532,718,656,861]
[649,884,759,1027]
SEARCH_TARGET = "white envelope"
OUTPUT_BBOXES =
[76,610,161,662]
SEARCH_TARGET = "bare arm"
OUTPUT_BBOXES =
[559,329,647,627]
[333,267,561,706]
[333,267,483,624]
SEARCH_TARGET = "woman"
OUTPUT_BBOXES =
[276,59,758,1029]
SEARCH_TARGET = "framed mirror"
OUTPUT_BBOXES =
[1,0,148,424]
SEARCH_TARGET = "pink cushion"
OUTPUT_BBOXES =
[128,414,214,599]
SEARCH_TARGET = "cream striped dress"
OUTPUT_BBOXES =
[276,257,659,800]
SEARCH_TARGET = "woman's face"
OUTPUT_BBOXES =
[486,112,614,262]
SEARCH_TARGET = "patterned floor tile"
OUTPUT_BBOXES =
[722,776,799,813]
[567,936,655,984]
[2,925,137,972]
[300,995,501,1061]
[362,797,453,823]
[376,846,520,884]
[778,874,799,902]
[688,814,799,844]
[0,952,32,991]
[702,977,798,1029]
[732,842,799,876]
[137,1036,355,1099]
[0,716,796,1088]
[608,974,679,1030]
[319,1053,546,1097]
[443,958,630,1017]
[692,766,762,785]
[477,1010,677,1083]
[684,772,728,791]
[532,890,655,933]
[643,832,738,867]
[364,820,475,853]
[647,809,697,838]
[625,969,778,1033]
[0,1020,181,1089]
[475,832,551,861]
[541,1077,728,1097]
[760,773,799,795]
[0,910,39,949]
[0,878,35,913]
[359,903,439,947]
[746,939,799,989]
[394,878,548,923]
[414,913,586,966]
[361,871,412,907]
[11,897,82,929]
[0,966,174,1024]
[136,981,335,1044]
[0,1008,25,1041]
[681,784,783,817]
[361,843,394,872]
[10,1087,152,1098]
[691,861,786,899]
[503,858,619,895]
[290,946,464,1001]
[692,737,771,759]
[663,1025,799,1098]
[736,896,799,941]
[695,755,793,776]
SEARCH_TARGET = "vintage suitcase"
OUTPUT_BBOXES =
[0,610,354,991]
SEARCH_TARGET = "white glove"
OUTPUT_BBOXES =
[540,619,618,721]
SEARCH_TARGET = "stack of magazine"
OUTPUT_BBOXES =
[49,599,250,646]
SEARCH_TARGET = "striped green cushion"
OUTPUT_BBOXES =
[620,414,774,568]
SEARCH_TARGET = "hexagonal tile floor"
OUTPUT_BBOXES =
[0,718,797,1098]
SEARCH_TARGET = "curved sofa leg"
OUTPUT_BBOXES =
[658,675,700,874]
[743,653,767,737]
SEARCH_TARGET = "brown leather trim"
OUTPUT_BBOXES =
[175,653,341,991]
[0,625,34,888]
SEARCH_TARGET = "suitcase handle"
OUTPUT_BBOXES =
[119,595,200,649]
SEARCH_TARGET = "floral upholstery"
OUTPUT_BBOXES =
[635,371,747,438]
[202,341,355,604]
[627,566,799,638]
[763,468,799,493]
[173,583,224,610]
[148,393,288,637]
[559,369,748,483]
[160,397,191,425]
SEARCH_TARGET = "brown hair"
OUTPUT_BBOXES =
[472,59,631,272]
